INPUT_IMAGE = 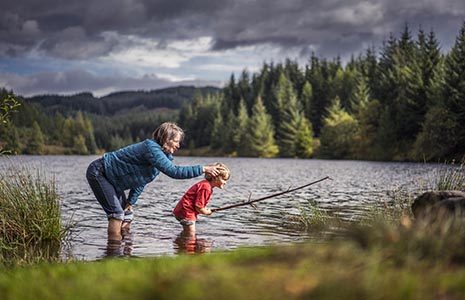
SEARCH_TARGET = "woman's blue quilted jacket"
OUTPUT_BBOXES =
[103,139,203,205]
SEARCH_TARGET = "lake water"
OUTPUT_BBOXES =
[0,155,450,261]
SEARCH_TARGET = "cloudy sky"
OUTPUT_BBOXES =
[0,0,464,97]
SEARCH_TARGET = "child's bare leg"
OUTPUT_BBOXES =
[108,218,123,241]
[182,224,196,237]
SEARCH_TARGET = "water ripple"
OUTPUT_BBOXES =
[0,155,448,261]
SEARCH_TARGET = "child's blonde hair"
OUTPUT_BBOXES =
[205,162,230,181]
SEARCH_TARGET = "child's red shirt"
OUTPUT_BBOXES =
[173,180,213,221]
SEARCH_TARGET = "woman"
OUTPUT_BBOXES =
[86,122,221,240]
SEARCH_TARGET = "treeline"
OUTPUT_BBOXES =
[27,86,220,116]
[0,88,199,154]
[179,22,465,161]
[0,90,98,154]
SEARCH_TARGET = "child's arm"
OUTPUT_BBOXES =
[195,206,212,215]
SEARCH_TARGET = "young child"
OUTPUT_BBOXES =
[173,163,230,235]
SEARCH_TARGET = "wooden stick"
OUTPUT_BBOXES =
[211,176,331,212]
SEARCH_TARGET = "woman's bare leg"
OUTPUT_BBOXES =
[108,218,123,241]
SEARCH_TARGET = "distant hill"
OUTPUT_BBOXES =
[25,86,221,116]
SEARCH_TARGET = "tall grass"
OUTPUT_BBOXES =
[435,159,465,191]
[0,164,70,266]
[291,160,465,265]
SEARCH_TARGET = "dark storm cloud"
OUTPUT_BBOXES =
[0,0,464,60]
[0,69,221,97]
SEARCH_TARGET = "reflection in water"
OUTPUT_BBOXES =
[105,231,134,257]
[173,232,212,255]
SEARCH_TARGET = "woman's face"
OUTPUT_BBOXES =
[163,133,181,154]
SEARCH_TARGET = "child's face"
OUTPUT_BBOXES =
[212,178,227,189]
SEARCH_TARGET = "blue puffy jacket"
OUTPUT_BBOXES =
[103,139,203,205]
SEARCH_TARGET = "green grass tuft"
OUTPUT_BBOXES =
[0,163,71,266]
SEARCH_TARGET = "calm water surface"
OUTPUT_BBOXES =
[0,155,448,261]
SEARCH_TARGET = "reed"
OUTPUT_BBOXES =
[0,164,70,266]
[290,160,465,266]
[435,159,465,191]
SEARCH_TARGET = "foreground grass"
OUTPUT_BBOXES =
[0,163,70,266]
[1,239,465,300]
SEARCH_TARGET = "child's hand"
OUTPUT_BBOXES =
[196,206,213,215]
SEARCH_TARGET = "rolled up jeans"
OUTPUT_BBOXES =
[86,158,128,221]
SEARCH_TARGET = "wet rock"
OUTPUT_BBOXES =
[411,190,465,218]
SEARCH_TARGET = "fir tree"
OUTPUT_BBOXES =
[295,115,314,158]
[300,81,313,122]
[210,110,224,150]
[2,123,21,154]
[443,21,465,156]
[319,97,358,159]
[222,110,237,154]
[233,100,249,153]
[412,105,458,160]
[305,54,329,135]
[25,121,45,154]
[276,74,301,157]
[240,97,279,158]
[73,134,89,155]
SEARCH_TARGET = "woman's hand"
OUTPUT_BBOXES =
[203,164,220,177]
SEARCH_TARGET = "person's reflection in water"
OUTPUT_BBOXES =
[173,232,212,255]
[105,230,134,257]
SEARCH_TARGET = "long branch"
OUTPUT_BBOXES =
[211,176,331,212]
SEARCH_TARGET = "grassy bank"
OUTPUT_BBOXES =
[1,237,465,300]
[0,164,70,266]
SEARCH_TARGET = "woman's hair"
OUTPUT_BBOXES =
[152,122,184,145]
[205,162,231,181]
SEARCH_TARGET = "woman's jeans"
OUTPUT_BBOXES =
[86,158,133,222]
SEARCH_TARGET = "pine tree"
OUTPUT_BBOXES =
[378,34,398,106]
[361,46,381,100]
[210,110,224,150]
[350,73,371,113]
[83,114,98,153]
[25,121,45,154]
[412,105,458,160]
[305,54,330,136]
[319,97,358,159]
[2,123,21,154]
[374,106,397,160]
[62,117,75,147]
[355,99,382,160]
[339,67,359,113]
[233,100,249,153]
[240,97,279,157]
[300,81,313,122]
[295,115,314,158]
[284,58,305,94]
[73,134,89,155]
[221,110,237,154]
[238,70,253,112]
[274,73,301,157]
[443,21,465,156]
[223,74,239,113]
[270,70,288,127]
